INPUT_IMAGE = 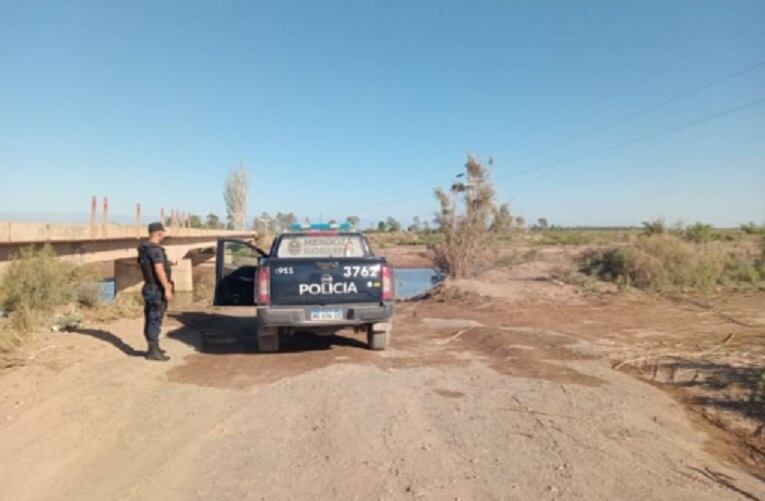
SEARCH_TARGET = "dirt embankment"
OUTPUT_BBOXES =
[0,244,764,500]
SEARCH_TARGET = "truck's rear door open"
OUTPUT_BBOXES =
[213,239,267,306]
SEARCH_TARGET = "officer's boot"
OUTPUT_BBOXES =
[146,341,170,361]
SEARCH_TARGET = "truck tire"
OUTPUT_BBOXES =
[367,326,389,351]
[258,326,279,353]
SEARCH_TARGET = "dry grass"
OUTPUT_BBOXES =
[84,293,143,323]
[0,317,20,352]
[0,245,95,344]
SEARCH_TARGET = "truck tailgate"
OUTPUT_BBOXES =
[268,258,386,305]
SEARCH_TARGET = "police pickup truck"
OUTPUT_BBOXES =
[213,224,394,352]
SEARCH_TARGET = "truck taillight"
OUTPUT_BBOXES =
[382,265,393,301]
[257,266,270,304]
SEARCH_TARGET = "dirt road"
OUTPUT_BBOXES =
[1,297,764,500]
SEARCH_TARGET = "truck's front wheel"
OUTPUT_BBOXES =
[367,325,389,351]
[258,326,280,353]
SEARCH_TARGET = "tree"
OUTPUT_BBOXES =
[536,217,549,230]
[377,221,387,232]
[274,212,297,233]
[253,212,273,236]
[491,204,513,233]
[386,217,401,232]
[346,215,361,229]
[514,216,525,229]
[223,164,250,230]
[205,213,223,229]
[188,214,203,228]
[432,154,497,278]
[408,216,422,233]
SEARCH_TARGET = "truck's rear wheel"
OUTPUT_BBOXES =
[367,326,389,351]
[258,326,279,353]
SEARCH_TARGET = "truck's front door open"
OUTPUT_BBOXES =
[213,239,267,306]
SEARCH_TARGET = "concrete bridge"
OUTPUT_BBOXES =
[0,221,256,295]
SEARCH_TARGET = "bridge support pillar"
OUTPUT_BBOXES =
[172,258,193,292]
[114,258,144,295]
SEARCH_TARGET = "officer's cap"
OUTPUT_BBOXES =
[148,222,166,234]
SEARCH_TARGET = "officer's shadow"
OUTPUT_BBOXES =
[72,328,145,357]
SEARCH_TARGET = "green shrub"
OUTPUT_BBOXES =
[531,229,632,246]
[723,260,762,284]
[740,222,765,235]
[684,222,717,243]
[535,230,592,246]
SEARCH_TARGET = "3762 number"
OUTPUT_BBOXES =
[342,264,380,278]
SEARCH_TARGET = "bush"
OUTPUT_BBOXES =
[0,245,91,333]
[740,222,765,235]
[722,260,763,285]
[641,218,666,235]
[683,222,717,243]
[580,234,730,292]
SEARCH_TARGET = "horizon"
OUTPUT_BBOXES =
[1,1,764,226]
[0,210,759,231]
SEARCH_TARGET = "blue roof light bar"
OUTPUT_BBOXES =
[288,223,352,231]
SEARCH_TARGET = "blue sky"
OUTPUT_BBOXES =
[1,0,763,227]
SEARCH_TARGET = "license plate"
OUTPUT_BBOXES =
[310,308,343,321]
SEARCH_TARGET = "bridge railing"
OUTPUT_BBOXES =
[0,221,255,244]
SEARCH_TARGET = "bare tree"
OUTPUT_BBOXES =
[223,164,250,230]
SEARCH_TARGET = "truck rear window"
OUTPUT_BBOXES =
[275,234,368,258]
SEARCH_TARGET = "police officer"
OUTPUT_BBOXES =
[137,222,174,361]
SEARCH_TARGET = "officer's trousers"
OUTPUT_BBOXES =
[142,284,167,344]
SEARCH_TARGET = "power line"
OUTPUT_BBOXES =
[496,95,765,181]
[502,58,765,166]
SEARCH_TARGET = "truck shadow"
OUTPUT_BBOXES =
[166,311,369,354]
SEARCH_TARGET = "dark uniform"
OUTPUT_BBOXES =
[137,241,172,350]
